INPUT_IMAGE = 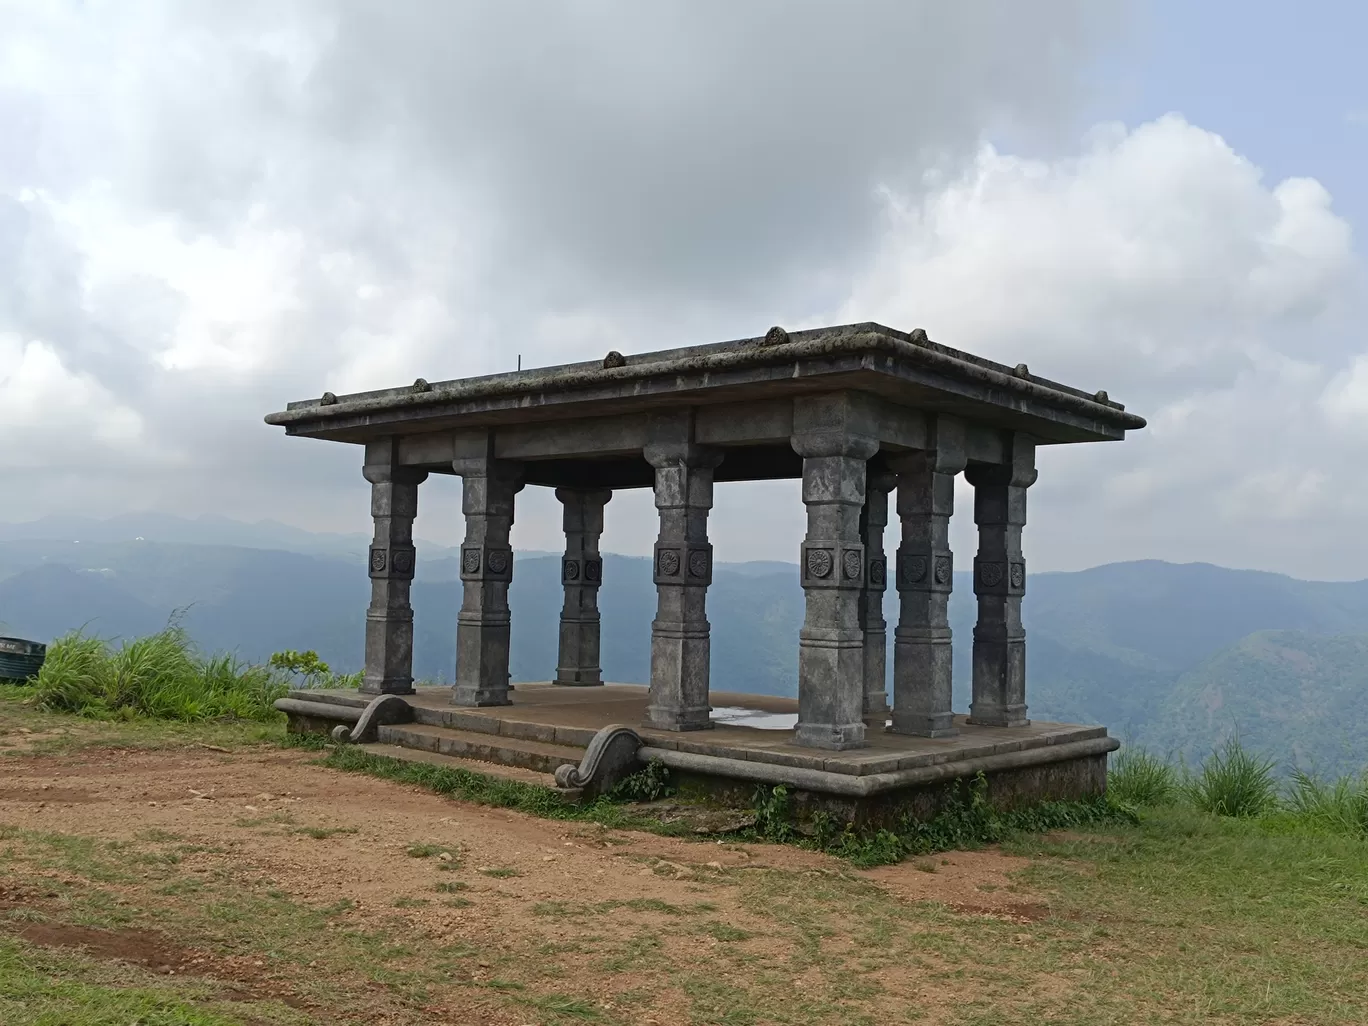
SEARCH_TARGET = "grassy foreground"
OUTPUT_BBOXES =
[3,635,1368,1022]
[0,691,1365,1025]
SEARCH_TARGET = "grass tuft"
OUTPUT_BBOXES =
[1108,746,1179,806]
[1185,737,1280,818]
[1285,768,1368,834]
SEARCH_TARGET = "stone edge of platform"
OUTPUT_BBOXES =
[284,689,1114,785]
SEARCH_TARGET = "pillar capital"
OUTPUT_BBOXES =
[362,465,429,487]
[790,432,879,460]
[642,441,723,471]
[553,486,614,507]
[963,434,1037,491]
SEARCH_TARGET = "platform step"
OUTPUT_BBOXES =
[360,742,577,794]
[377,722,586,775]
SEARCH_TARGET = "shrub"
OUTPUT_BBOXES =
[32,626,286,722]
[1185,737,1279,818]
[268,649,361,689]
[1285,769,1368,835]
[1108,746,1179,807]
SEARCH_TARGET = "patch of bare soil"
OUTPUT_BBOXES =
[859,848,1049,919]
[0,744,1051,1024]
[15,921,189,972]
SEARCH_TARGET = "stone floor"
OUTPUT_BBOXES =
[302,683,1109,778]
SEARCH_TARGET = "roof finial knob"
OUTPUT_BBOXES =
[603,351,626,369]
[320,391,338,405]
[763,325,790,346]
[412,378,430,393]
[1014,363,1030,378]
[909,328,928,344]
[1094,389,1109,403]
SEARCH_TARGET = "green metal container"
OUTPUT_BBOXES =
[0,637,46,683]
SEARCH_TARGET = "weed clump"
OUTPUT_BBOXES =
[32,626,285,722]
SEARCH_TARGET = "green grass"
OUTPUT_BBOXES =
[4,694,1368,1022]
[0,938,278,1026]
[1110,739,1368,837]
[30,626,287,723]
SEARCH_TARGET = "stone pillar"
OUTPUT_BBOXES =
[361,445,428,696]
[858,466,897,727]
[888,422,966,736]
[554,487,612,686]
[792,399,879,750]
[643,429,722,731]
[451,451,524,707]
[966,435,1036,727]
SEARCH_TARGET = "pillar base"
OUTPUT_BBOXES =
[794,721,867,750]
[360,680,416,697]
[451,685,513,707]
[554,671,604,687]
[967,704,1030,728]
[862,699,890,730]
[644,705,714,732]
[889,713,958,738]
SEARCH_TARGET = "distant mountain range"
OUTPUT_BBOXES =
[2,514,1366,776]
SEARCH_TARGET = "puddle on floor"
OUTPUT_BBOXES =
[708,707,798,730]
[709,707,895,730]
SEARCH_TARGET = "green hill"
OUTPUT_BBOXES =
[3,518,1367,773]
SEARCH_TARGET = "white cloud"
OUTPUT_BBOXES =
[0,333,145,465]
[842,114,1362,576]
[2,3,1367,580]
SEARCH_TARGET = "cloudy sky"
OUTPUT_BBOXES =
[2,0,1365,578]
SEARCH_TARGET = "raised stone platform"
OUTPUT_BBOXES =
[283,684,1117,823]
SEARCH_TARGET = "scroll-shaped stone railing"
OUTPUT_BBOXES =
[553,725,645,800]
[273,693,414,744]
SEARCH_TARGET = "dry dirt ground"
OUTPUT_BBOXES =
[0,743,1062,1025]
